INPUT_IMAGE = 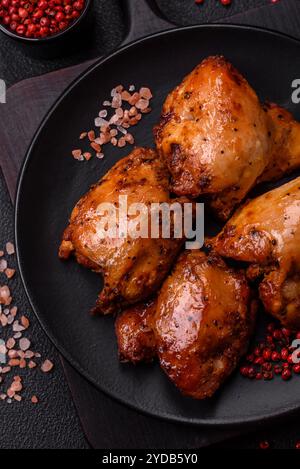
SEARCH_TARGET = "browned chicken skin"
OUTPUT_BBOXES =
[155,56,300,220]
[154,251,256,399]
[117,251,255,399]
[260,103,300,183]
[214,177,300,330]
[115,299,156,364]
[59,148,186,314]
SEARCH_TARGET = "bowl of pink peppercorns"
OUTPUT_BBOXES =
[0,0,91,43]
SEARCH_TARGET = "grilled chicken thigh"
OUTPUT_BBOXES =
[214,177,300,330]
[117,251,256,399]
[155,56,300,220]
[154,251,256,399]
[115,299,156,364]
[59,148,186,314]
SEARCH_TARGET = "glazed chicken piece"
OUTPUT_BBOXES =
[214,176,300,330]
[154,56,271,220]
[155,56,300,220]
[59,148,186,314]
[154,251,255,399]
[115,251,255,399]
[115,299,156,364]
[259,103,300,183]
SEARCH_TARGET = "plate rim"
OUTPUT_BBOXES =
[15,23,300,427]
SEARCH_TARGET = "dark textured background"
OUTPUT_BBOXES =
[0,168,88,449]
[157,0,270,25]
[1,0,299,449]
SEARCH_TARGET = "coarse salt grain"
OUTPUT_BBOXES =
[7,315,14,326]
[31,395,38,404]
[41,359,54,373]
[72,149,83,160]
[83,152,92,161]
[129,106,137,116]
[97,134,108,145]
[8,359,19,366]
[19,338,31,351]
[125,133,134,144]
[118,137,126,148]
[95,117,108,127]
[0,259,7,272]
[0,285,10,302]
[115,108,124,118]
[7,389,15,398]
[139,87,153,100]
[110,128,118,137]
[20,316,29,329]
[117,125,127,135]
[10,380,22,392]
[6,243,15,255]
[109,114,119,125]
[72,84,153,161]
[90,142,101,153]
[128,92,140,106]
[10,306,17,317]
[13,321,25,332]
[121,90,131,102]
[88,130,95,141]
[0,315,8,327]
[19,359,26,369]
[6,338,15,349]
[99,110,107,118]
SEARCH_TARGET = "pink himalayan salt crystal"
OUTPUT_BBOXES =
[5,242,15,255]
[41,359,54,373]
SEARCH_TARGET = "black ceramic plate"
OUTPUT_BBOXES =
[15,25,300,426]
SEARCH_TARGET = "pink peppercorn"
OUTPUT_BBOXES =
[0,0,85,38]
